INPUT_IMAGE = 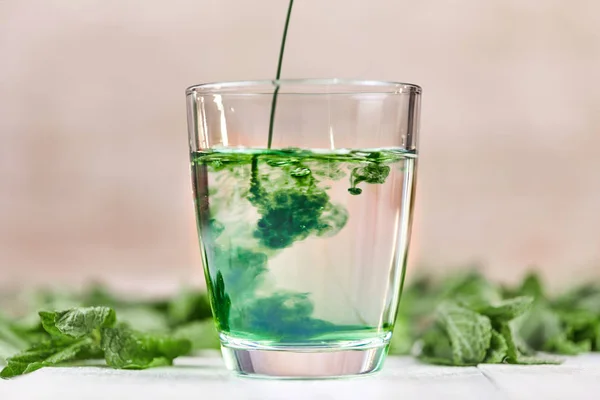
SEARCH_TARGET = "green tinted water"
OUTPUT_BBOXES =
[191,148,416,346]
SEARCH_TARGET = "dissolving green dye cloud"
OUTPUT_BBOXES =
[248,156,348,250]
[195,150,401,341]
[348,163,391,195]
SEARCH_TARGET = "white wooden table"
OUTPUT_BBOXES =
[2,352,599,400]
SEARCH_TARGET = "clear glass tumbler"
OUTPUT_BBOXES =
[186,79,421,378]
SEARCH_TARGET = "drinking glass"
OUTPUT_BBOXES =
[186,79,421,378]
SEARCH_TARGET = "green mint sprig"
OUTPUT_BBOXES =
[1,306,192,378]
[389,271,600,365]
[1,286,221,379]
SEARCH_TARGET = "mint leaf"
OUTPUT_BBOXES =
[498,322,559,364]
[514,303,562,351]
[0,337,95,378]
[40,307,116,339]
[484,329,508,363]
[419,301,492,366]
[498,323,518,362]
[524,309,598,355]
[172,320,220,351]
[438,302,492,365]
[1,306,112,378]
[476,296,533,322]
[418,326,455,365]
[101,326,191,369]
[560,310,598,347]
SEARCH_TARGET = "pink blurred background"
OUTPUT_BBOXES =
[1,0,600,293]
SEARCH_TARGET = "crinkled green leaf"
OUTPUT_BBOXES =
[484,330,508,363]
[0,337,95,378]
[40,307,116,339]
[418,326,455,365]
[499,323,518,362]
[433,302,492,365]
[418,296,557,367]
[499,323,559,364]
[101,326,191,370]
[529,309,598,355]
[560,310,598,345]
[476,296,534,322]
[514,303,562,351]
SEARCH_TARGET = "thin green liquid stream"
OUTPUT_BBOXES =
[267,0,294,149]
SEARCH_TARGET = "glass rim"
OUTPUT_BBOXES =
[186,79,422,95]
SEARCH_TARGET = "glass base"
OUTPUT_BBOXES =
[221,342,388,379]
